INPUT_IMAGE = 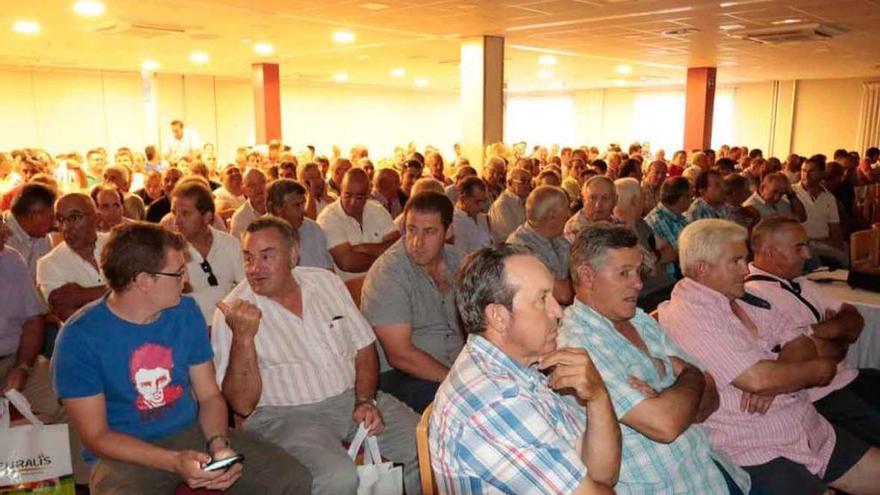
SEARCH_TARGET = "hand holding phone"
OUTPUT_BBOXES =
[203,453,245,472]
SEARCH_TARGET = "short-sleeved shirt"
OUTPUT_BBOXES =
[745,264,858,401]
[742,192,794,220]
[213,187,246,214]
[659,278,836,474]
[297,218,334,270]
[507,222,570,280]
[430,335,588,494]
[684,198,725,223]
[52,296,211,460]
[793,184,840,240]
[212,267,376,407]
[3,212,51,279]
[185,228,245,322]
[487,190,526,244]
[559,301,750,494]
[36,233,108,298]
[229,200,260,240]
[644,203,688,250]
[563,212,625,244]
[317,199,397,281]
[0,247,45,357]
[452,208,492,256]
[641,183,660,214]
[361,239,464,372]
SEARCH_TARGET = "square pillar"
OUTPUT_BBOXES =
[684,67,717,151]
[252,63,281,144]
[460,36,504,169]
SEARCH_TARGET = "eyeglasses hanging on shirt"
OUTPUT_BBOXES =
[200,258,219,287]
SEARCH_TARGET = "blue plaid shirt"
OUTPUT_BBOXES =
[644,203,688,250]
[684,198,727,223]
[429,335,588,494]
[559,301,751,495]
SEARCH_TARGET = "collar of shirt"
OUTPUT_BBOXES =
[5,212,32,243]
[672,277,731,310]
[655,202,686,222]
[467,334,547,398]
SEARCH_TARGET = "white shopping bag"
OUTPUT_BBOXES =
[0,390,74,494]
[347,423,403,495]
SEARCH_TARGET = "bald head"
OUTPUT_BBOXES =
[57,192,96,214]
[342,168,370,189]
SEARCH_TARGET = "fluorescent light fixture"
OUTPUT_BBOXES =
[538,55,557,66]
[616,64,632,75]
[73,1,105,16]
[771,18,801,25]
[13,20,40,34]
[141,59,160,71]
[537,69,553,79]
[333,31,356,43]
[720,24,745,30]
[390,68,406,77]
[253,43,274,56]
[189,52,209,64]
[334,72,349,82]
[414,78,429,87]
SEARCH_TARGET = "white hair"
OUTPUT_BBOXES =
[614,178,641,209]
[679,219,748,278]
[682,166,701,184]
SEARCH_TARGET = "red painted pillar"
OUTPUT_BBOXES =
[684,67,717,151]
[252,63,281,144]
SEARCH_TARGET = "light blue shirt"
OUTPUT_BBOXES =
[298,218,333,270]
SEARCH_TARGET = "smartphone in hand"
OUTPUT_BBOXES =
[203,454,244,472]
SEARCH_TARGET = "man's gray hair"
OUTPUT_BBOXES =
[679,219,748,278]
[614,177,641,209]
[456,244,531,335]
[525,186,568,223]
[570,224,640,286]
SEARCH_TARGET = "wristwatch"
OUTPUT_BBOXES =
[355,397,378,408]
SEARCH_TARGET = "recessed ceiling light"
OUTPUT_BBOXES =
[12,20,40,34]
[73,1,105,16]
[141,59,159,71]
[538,55,557,66]
[414,78,429,87]
[720,24,745,31]
[333,31,356,43]
[253,43,274,56]
[771,18,802,25]
[616,64,632,75]
[334,72,349,82]
[537,69,553,79]
[190,52,209,64]
[719,60,738,66]
[390,68,406,77]
[614,79,627,87]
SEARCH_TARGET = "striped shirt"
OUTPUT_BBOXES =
[430,335,588,494]
[684,198,726,223]
[745,264,858,401]
[644,203,688,250]
[659,278,836,475]
[211,267,376,407]
[559,301,750,494]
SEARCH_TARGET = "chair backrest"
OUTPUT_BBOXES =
[416,402,436,495]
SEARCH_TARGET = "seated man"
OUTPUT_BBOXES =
[3,183,56,278]
[430,244,620,494]
[641,160,667,215]
[52,222,310,495]
[507,185,574,305]
[171,181,244,322]
[747,215,880,445]
[660,218,880,494]
[36,193,108,321]
[684,169,726,222]
[793,158,849,268]
[361,192,464,413]
[213,164,245,223]
[451,176,492,256]
[560,224,750,494]
[212,217,420,495]
[145,167,183,223]
[644,176,692,251]
[317,168,399,282]
[564,176,619,243]
[91,185,129,233]
[480,156,507,210]
[299,162,334,220]
[488,167,532,243]
[102,165,146,221]
[265,178,333,269]
[327,157,352,198]
[371,167,404,218]
[229,168,267,239]
[742,172,807,221]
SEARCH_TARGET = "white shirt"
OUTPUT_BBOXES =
[316,199,396,281]
[792,183,839,240]
[452,208,492,255]
[211,267,376,406]
[186,227,245,322]
[36,233,108,298]
[214,187,246,214]
[163,128,202,162]
[229,200,261,240]
[488,190,526,243]
[4,212,51,280]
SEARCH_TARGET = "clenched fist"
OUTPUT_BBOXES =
[539,347,608,404]
[216,299,262,341]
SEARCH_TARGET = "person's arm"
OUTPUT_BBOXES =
[785,192,808,222]
[47,283,107,321]
[732,357,836,395]
[619,364,705,443]
[372,323,449,382]
[812,304,863,343]
[352,344,385,435]
[1,316,45,393]
[351,231,401,257]
[777,335,819,362]
[329,243,380,272]
[216,300,263,416]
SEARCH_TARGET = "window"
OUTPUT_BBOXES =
[505,95,575,148]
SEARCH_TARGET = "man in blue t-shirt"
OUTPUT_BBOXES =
[52,222,311,495]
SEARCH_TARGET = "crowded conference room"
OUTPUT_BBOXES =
[2,0,880,494]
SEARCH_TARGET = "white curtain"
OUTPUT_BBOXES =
[857,81,880,152]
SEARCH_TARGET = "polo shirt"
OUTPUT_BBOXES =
[793,184,839,240]
[3,212,51,279]
[185,227,245,322]
[451,208,492,256]
[507,222,570,280]
[0,247,45,357]
[487,190,525,244]
[316,199,397,281]
[36,233,108,298]
[229,200,261,240]
[742,192,793,220]
[297,218,334,270]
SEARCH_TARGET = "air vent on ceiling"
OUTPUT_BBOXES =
[730,23,847,44]
[91,21,189,38]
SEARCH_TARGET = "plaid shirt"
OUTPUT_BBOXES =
[429,335,588,494]
[684,198,726,223]
[559,301,751,495]
[644,203,688,250]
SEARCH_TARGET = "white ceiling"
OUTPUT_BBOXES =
[2,0,880,91]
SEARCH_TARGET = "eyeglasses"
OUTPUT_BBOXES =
[200,259,219,287]
[148,267,187,279]
[56,212,89,225]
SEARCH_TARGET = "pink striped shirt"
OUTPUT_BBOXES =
[745,264,859,401]
[659,278,836,475]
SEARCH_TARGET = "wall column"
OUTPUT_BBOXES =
[252,63,281,144]
[460,36,504,169]
[684,67,717,150]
